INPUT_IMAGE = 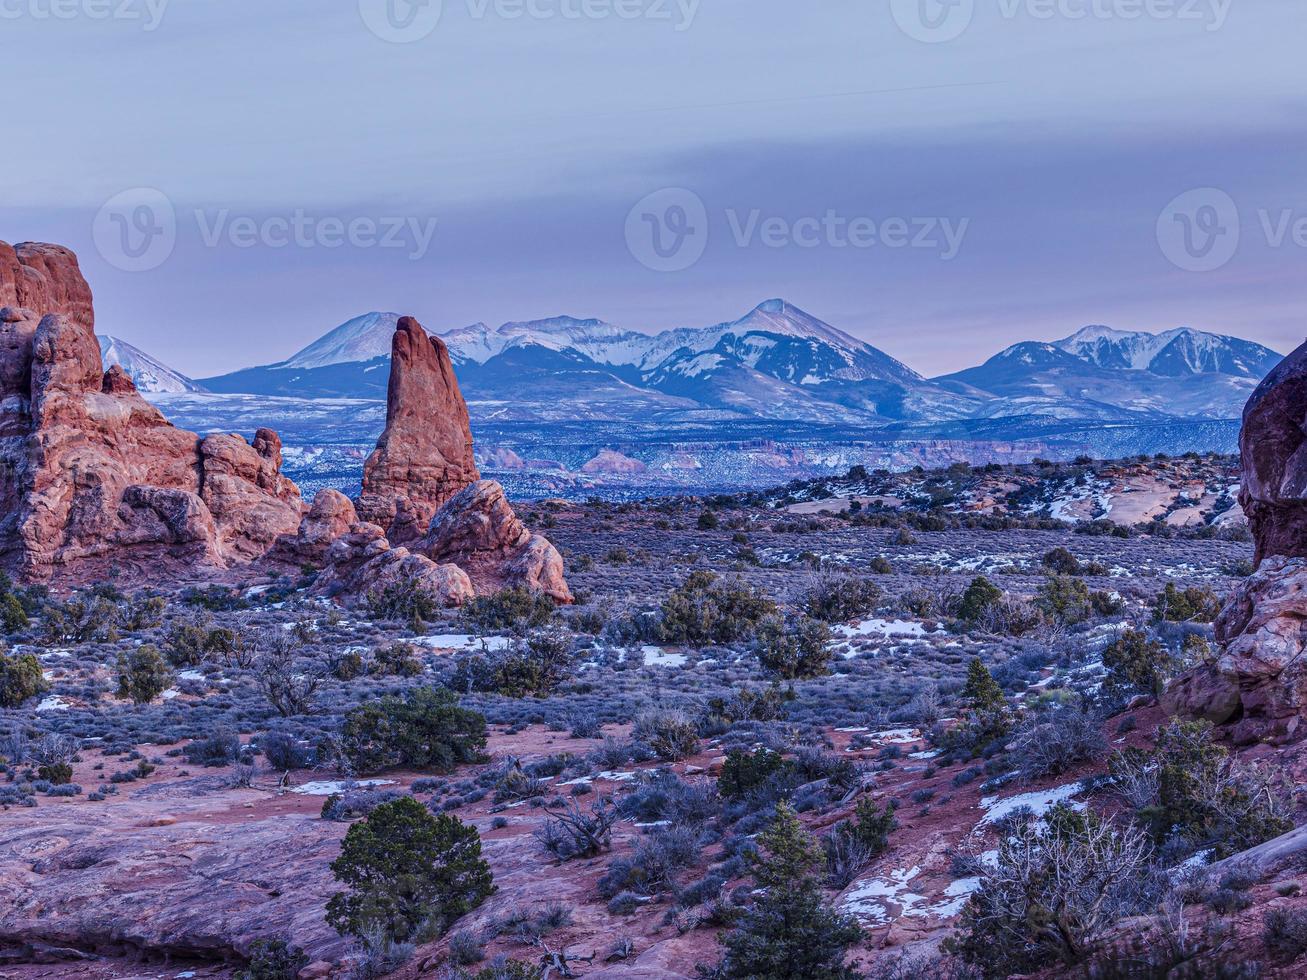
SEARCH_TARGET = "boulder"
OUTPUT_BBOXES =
[356,316,479,543]
[274,489,358,566]
[313,520,473,608]
[1239,340,1307,565]
[420,479,572,603]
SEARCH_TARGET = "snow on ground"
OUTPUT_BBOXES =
[561,769,647,786]
[641,645,687,667]
[412,634,511,652]
[841,866,925,924]
[834,618,935,640]
[292,779,396,795]
[977,781,1085,826]
[35,696,69,712]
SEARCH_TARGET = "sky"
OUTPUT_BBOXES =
[3,0,1305,378]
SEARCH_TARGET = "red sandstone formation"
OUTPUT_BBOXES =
[1240,340,1307,566]
[1165,338,1307,743]
[356,316,479,544]
[0,240,302,581]
[0,239,568,604]
[420,479,573,603]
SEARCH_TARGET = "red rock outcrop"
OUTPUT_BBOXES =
[313,519,474,607]
[273,488,358,566]
[1240,340,1307,566]
[419,479,573,603]
[356,316,479,543]
[0,240,303,581]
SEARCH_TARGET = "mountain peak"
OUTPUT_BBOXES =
[99,335,205,393]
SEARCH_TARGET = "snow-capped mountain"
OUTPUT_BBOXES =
[1052,325,1280,379]
[99,336,205,394]
[196,305,1282,427]
[279,312,402,369]
[934,329,1278,422]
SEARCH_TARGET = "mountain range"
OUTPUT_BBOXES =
[115,300,1279,426]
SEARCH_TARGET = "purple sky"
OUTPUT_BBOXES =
[4,0,1305,377]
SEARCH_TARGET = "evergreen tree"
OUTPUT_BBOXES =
[716,804,862,980]
[0,650,48,708]
[957,576,1003,624]
[326,797,495,943]
[962,658,1005,714]
[115,644,171,704]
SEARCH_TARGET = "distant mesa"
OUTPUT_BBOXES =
[482,447,526,470]
[580,449,646,475]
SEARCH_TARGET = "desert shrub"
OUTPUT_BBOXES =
[255,632,323,717]
[235,938,308,980]
[321,789,405,822]
[705,686,789,725]
[366,578,443,627]
[947,805,1153,977]
[448,930,485,966]
[715,804,862,979]
[1264,907,1307,959]
[450,628,572,698]
[1103,628,1172,696]
[974,596,1044,637]
[1036,575,1093,626]
[115,644,171,704]
[0,591,29,632]
[333,649,365,680]
[0,650,48,707]
[457,958,542,980]
[622,773,719,826]
[599,825,702,897]
[957,577,1003,625]
[657,570,776,646]
[1042,547,1082,575]
[753,615,832,679]
[1010,708,1106,779]
[1110,721,1292,857]
[183,729,241,767]
[260,732,312,771]
[32,733,78,785]
[802,574,880,623]
[461,586,555,633]
[1154,583,1222,624]
[845,796,897,854]
[533,796,618,860]
[632,709,699,761]
[326,797,494,943]
[372,642,424,678]
[340,687,487,775]
[42,590,120,643]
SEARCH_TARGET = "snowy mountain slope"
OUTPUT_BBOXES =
[98,336,205,394]
[196,306,1281,426]
[1053,325,1280,378]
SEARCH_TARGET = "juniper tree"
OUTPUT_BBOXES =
[716,804,862,980]
[326,797,495,944]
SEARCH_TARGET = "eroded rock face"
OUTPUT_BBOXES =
[313,520,474,608]
[420,479,572,603]
[0,240,303,581]
[274,488,358,566]
[356,316,479,543]
[1240,340,1307,565]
